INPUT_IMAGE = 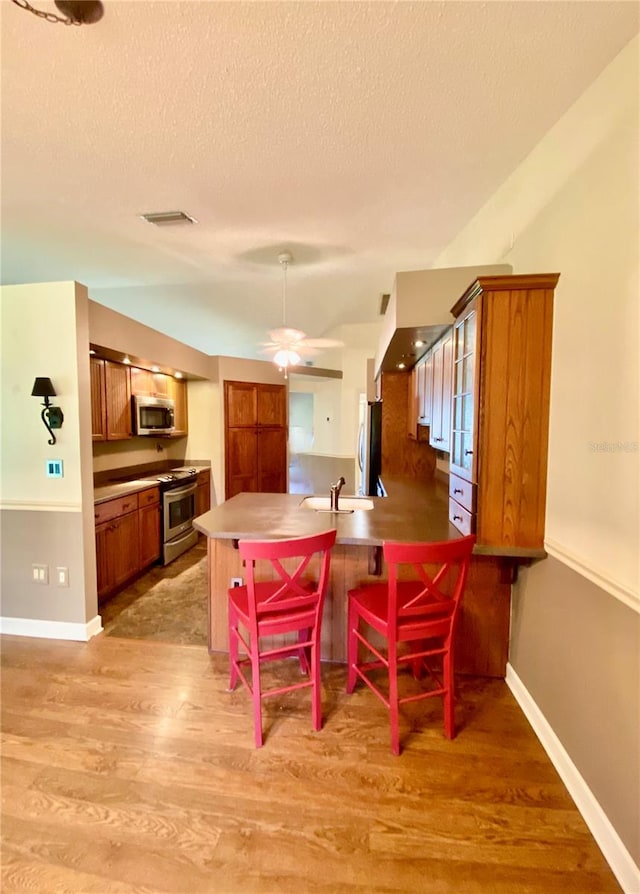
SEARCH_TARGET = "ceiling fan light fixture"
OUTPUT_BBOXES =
[260,250,343,375]
[273,348,301,368]
[54,0,103,23]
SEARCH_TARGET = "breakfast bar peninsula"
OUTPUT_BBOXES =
[193,479,543,678]
[195,273,559,678]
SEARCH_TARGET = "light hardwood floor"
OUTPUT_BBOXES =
[1,634,621,893]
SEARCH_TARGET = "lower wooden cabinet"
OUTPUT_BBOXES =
[138,488,161,569]
[225,425,287,498]
[95,487,161,604]
[196,469,211,517]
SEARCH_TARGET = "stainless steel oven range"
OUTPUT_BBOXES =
[155,468,199,565]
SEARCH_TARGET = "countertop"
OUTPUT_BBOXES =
[193,478,545,558]
[94,466,210,505]
[94,478,164,504]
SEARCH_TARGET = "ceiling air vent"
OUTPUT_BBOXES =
[379,293,391,316]
[140,210,197,226]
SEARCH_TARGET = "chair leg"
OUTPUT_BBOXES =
[311,642,322,732]
[346,601,359,693]
[250,639,263,748]
[443,647,455,740]
[389,646,400,756]
[228,603,240,691]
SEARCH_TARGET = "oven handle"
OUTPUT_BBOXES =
[165,482,197,499]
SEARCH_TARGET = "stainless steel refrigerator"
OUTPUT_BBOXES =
[357,400,384,496]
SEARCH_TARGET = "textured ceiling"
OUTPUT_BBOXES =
[2,0,638,362]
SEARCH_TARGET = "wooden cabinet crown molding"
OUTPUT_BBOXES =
[451,273,560,318]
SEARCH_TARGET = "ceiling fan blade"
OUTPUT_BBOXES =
[267,327,307,344]
[297,337,344,349]
[260,344,282,354]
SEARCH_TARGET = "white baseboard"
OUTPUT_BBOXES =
[0,615,103,642]
[506,663,640,894]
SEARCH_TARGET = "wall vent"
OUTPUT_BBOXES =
[379,293,391,315]
[140,210,197,226]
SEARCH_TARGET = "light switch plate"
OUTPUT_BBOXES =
[46,459,63,478]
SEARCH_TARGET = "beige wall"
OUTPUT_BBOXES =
[433,36,639,866]
[511,557,639,863]
[89,301,212,380]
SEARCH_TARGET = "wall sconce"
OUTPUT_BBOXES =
[31,378,64,446]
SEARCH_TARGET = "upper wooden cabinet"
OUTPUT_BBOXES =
[167,377,188,436]
[429,330,453,453]
[226,380,287,428]
[90,357,107,441]
[407,365,419,439]
[257,384,287,426]
[224,381,287,499]
[417,350,433,427]
[92,361,188,439]
[448,273,559,550]
[130,367,171,398]
[407,349,435,440]
[90,358,132,441]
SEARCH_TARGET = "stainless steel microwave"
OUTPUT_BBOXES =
[133,395,175,436]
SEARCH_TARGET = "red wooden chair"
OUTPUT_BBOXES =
[346,534,475,755]
[228,528,337,747]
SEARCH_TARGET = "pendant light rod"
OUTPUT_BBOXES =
[278,251,292,327]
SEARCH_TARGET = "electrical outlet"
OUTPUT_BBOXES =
[32,564,49,584]
[231,577,243,588]
[56,567,69,587]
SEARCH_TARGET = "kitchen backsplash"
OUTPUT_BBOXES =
[92,438,187,474]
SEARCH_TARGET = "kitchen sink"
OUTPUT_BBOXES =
[300,496,374,513]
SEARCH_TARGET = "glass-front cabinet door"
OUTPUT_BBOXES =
[450,298,479,483]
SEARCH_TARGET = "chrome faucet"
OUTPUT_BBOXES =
[330,476,346,511]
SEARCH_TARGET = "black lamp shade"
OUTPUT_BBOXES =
[31,377,57,399]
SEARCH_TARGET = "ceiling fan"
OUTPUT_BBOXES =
[261,252,343,374]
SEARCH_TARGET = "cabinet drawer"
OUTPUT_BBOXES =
[138,487,160,507]
[94,493,139,525]
[449,498,474,537]
[449,473,476,513]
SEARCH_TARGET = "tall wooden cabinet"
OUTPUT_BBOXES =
[224,381,287,499]
[448,273,559,549]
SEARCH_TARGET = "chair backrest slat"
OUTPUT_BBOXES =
[383,536,475,638]
[238,529,337,629]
